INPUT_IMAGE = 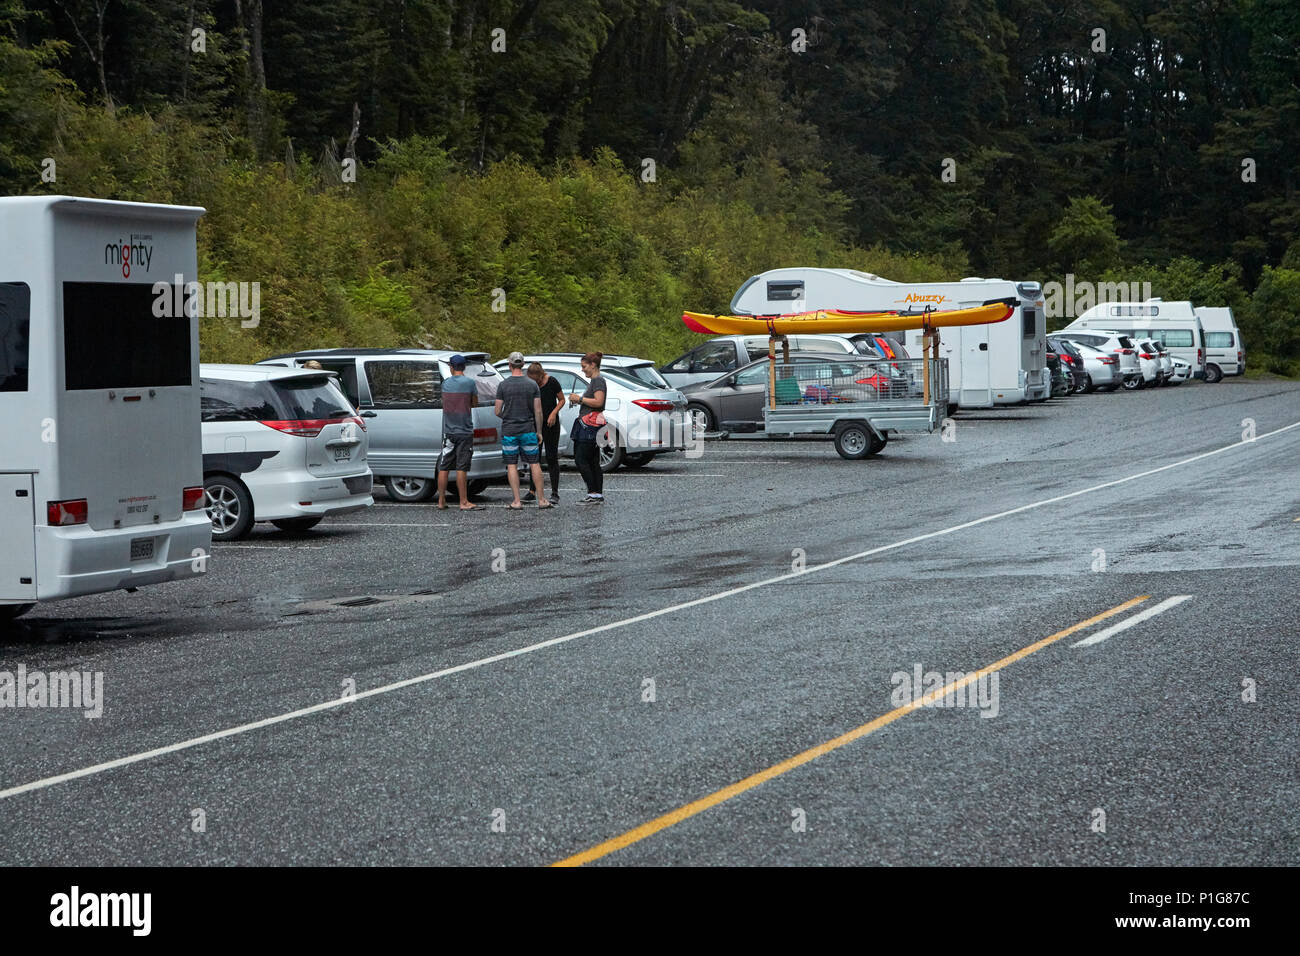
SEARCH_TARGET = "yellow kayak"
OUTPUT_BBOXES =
[682,299,1015,335]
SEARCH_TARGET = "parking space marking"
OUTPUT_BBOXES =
[216,544,327,550]
[0,420,1294,803]
[1071,595,1192,647]
[324,523,451,528]
[552,595,1150,867]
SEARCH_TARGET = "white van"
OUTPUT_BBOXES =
[0,196,211,623]
[1194,307,1245,381]
[1065,300,1207,380]
[728,268,1048,409]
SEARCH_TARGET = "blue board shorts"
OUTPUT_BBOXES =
[501,432,540,466]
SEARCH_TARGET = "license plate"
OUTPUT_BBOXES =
[130,538,154,562]
[332,448,351,461]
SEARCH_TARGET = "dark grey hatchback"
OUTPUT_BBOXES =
[681,351,911,433]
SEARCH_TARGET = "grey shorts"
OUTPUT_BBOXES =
[437,436,474,472]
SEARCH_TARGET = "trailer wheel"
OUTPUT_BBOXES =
[0,604,34,626]
[834,423,879,460]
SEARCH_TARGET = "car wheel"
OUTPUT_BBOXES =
[271,517,323,532]
[205,475,254,541]
[1074,376,1088,394]
[383,475,436,502]
[598,430,625,472]
[0,604,34,626]
[687,403,715,435]
[834,423,877,460]
[624,453,654,468]
[466,479,489,498]
[1122,376,1141,390]
[1205,364,1223,384]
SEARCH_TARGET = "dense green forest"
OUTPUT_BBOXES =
[1,0,1297,368]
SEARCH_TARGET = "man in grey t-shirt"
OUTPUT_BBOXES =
[494,352,550,509]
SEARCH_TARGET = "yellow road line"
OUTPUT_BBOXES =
[552,594,1151,867]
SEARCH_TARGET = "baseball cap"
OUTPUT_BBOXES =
[449,353,466,369]
[507,351,525,367]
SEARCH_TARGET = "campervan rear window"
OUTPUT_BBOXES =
[1022,307,1036,338]
[63,282,191,390]
[0,282,30,392]
[767,281,804,301]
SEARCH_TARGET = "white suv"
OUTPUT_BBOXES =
[200,365,374,540]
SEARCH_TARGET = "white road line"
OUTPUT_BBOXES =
[1071,595,1193,647]
[2,419,1296,802]
[216,544,327,550]
[324,523,451,527]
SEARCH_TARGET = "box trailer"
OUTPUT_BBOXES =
[0,196,211,624]
[729,269,1048,409]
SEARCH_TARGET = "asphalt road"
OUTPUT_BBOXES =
[2,377,1297,866]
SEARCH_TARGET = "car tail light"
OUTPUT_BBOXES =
[47,499,88,526]
[473,427,497,445]
[349,415,367,432]
[182,486,205,511]
[1237,350,1243,363]
[633,399,675,412]
[1197,348,1204,363]
[260,419,334,437]
[1100,356,1117,365]
[1139,352,1154,360]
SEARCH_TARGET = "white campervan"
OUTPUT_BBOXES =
[0,196,211,624]
[1064,299,1207,380]
[729,268,1048,409]
[1194,307,1245,381]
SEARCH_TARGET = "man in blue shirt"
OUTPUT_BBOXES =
[436,354,479,510]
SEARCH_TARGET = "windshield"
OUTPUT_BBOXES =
[272,376,355,418]
[598,367,655,390]
[624,363,670,388]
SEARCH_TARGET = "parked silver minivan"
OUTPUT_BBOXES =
[260,349,507,501]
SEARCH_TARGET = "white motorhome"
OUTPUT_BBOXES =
[0,196,212,623]
[729,269,1048,409]
[1194,307,1245,381]
[1065,299,1207,380]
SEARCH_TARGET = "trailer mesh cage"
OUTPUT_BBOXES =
[771,358,946,406]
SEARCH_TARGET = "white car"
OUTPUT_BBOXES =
[200,365,374,540]
[1056,330,1143,389]
[1168,356,1192,384]
[1132,338,1162,387]
[1069,341,1121,392]
[495,357,691,471]
[525,352,673,389]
